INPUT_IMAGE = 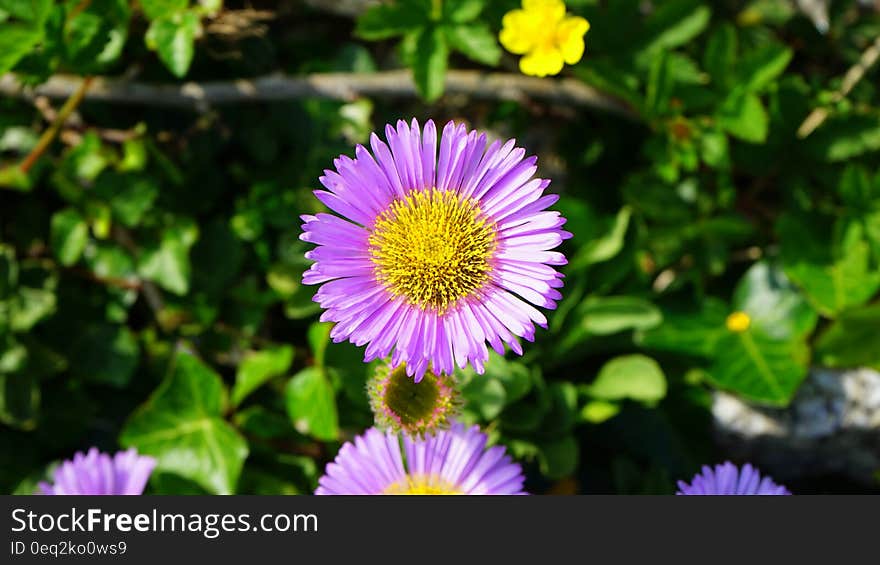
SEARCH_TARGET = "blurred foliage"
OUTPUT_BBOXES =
[1,0,880,494]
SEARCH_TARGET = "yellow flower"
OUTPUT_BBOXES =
[499,0,590,77]
[725,311,751,333]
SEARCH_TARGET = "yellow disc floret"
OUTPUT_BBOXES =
[383,475,463,495]
[726,311,752,333]
[368,188,496,314]
[500,0,590,77]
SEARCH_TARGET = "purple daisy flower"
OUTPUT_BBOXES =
[316,422,526,495]
[301,119,569,380]
[38,447,156,495]
[676,462,791,495]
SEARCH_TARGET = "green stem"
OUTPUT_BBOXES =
[19,76,94,174]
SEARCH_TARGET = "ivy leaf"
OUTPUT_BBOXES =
[411,26,448,102]
[138,223,198,296]
[707,330,809,406]
[0,370,39,429]
[63,0,131,70]
[67,324,139,388]
[444,23,500,66]
[285,367,338,441]
[120,351,248,495]
[231,345,294,407]
[50,208,88,267]
[145,10,200,78]
[10,287,56,332]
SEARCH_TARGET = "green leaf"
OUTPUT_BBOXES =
[838,164,876,208]
[703,23,737,85]
[457,351,533,406]
[732,261,818,340]
[569,206,631,269]
[139,0,188,21]
[580,296,663,336]
[0,245,18,300]
[94,173,159,227]
[636,298,729,357]
[120,351,249,495]
[138,223,198,295]
[285,367,338,441]
[646,51,674,116]
[63,0,131,70]
[543,382,578,434]
[0,24,42,74]
[0,0,51,22]
[735,43,792,93]
[411,26,448,102]
[707,330,809,406]
[0,335,27,374]
[444,0,483,23]
[717,89,768,143]
[10,287,56,332]
[642,0,711,54]
[355,2,426,40]
[462,376,506,420]
[805,115,880,162]
[587,354,667,404]
[815,303,880,369]
[444,23,500,66]
[68,324,139,388]
[538,435,579,480]
[0,370,39,430]
[232,345,294,407]
[145,10,199,78]
[784,240,880,318]
[580,400,621,424]
[50,208,88,266]
[307,322,332,368]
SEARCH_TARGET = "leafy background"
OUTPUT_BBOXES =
[1,0,879,494]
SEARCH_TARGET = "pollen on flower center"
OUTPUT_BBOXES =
[368,188,496,314]
[383,475,463,495]
[368,363,460,436]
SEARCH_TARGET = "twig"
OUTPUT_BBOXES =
[18,76,94,173]
[0,71,639,120]
[797,35,880,138]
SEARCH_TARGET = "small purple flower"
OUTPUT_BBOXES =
[39,447,156,495]
[677,462,790,495]
[301,119,569,381]
[316,423,526,495]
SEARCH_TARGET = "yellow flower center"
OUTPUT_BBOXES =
[383,475,462,495]
[726,311,751,333]
[368,188,496,314]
